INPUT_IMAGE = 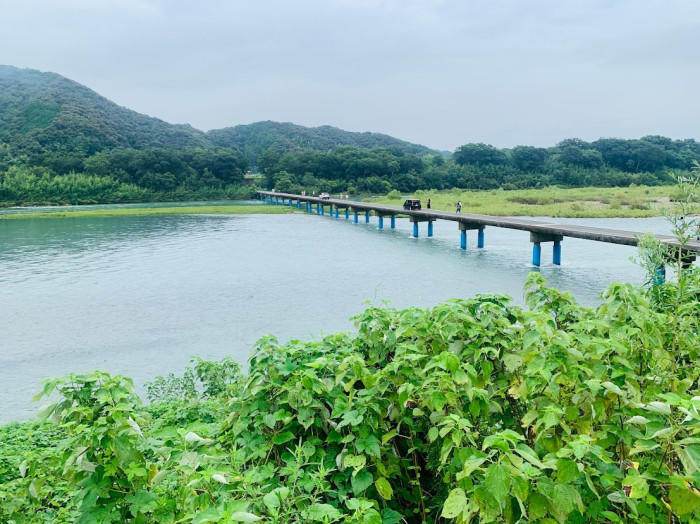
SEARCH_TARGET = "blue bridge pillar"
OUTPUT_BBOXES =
[345,208,349,220]
[530,232,563,267]
[413,222,419,238]
[654,266,666,285]
[532,242,542,266]
[321,205,325,216]
[553,241,562,265]
[335,207,339,219]
[459,222,481,249]
[296,201,301,209]
[276,197,280,205]
[354,211,359,224]
[390,216,396,229]
[365,211,370,223]
[477,228,485,248]
[316,203,320,214]
[427,221,434,237]
[378,216,384,230]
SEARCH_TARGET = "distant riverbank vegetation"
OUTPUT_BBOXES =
[0,147,254,206]
[1,266,698,522]
[261,137,699,197]
[1,135,699,208]
[376,184,699,218]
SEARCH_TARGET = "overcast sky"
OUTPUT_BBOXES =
[1,0,698,151]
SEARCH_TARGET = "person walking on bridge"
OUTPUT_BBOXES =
[427,198,431,209]
[456,201,462,213]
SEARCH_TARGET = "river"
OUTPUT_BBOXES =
[0,204,675,423]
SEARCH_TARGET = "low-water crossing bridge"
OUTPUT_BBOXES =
[257,191,698,274]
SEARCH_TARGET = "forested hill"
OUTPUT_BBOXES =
[0,66,435,165]
[0,65,210,158]
[207,121,437,166]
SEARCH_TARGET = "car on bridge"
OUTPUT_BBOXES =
[403,199,421,210]
[320,192,330,200]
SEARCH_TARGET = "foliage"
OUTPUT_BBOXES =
[377,185,699,218]
[2,270,699,523]
[208,121,436,167]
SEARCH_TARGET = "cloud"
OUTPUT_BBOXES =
[0,0,698,150]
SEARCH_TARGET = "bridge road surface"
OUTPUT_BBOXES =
[257,191,700,257]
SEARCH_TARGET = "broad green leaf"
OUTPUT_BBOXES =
[193,507,221,524]
[356,435,381,457]
[380,508,403,524]
[622,474,648,499]
[556,459,579,484]
[351,469,373,494]
[428,426,439,442]
[485,464,510,507]
[669,486,700,515]
[271,431,295,445]
[441,488,468,519]
[375,477,393,500]
[381,429,397,445]
[306,503,341,521]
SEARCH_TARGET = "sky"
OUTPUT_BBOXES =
[1,0,699,151]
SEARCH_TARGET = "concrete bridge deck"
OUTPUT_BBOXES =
[257,191,699,268]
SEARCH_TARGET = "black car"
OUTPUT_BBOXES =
[403,199,421,210]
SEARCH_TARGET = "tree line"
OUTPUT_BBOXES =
[262,135,699,195]
[1,135,698,206]
[0,146,251,206]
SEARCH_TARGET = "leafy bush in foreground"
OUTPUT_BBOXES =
[1,272,698,523]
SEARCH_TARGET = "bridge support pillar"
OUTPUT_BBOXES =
[321,205,325,216]
[296,201,301,209]
[427,221,434,237]
[365,211,370,223]
[529,232,563,267]
[459,222,481,250]
[654,266,666,285]
[553,240,562,265]
[413,222,419,238]
[316,203,320,214]
[477,228,485,248]
[378,216,384,230]
[354,211,358,224]
[390,216,396,229]
[276,197,280,205]
[532,242,542,266]
[335,207,339,219]
[345,208,349,220]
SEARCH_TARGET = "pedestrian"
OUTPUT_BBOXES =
[456,201,462,213]
[427,198,431,209]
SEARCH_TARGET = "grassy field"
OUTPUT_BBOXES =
[373,185,698,217]
[0,204,293,219]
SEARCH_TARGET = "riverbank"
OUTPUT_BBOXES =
[0,204,292,219]
[374,185,698,218]
[2,185,697,220]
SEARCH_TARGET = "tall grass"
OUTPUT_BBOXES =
[375,185,698,217]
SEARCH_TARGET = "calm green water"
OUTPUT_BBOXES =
[0,206,674,423]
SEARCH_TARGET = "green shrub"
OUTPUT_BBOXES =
[2,273,699,522]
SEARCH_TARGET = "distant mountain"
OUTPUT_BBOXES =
[0,66,437,164]
[0,65,210,155]
[207,121,437,166]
